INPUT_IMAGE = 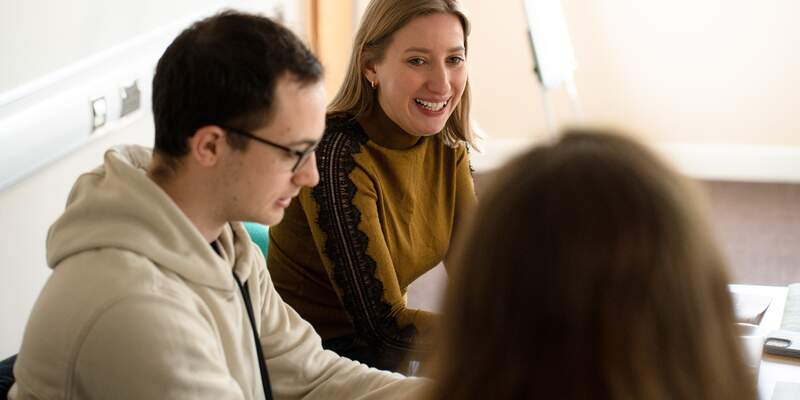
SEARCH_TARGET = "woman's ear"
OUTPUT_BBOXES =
[188,125,226,167]
[363,57,378,88]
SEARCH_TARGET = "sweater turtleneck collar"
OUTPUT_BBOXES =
[356,106,425,150]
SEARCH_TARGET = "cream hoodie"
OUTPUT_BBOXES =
[10,145,428,399]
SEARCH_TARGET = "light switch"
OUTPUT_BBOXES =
[90,96,107,132]
[119,80,140,117]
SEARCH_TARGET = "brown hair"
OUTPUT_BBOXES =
[327,0,475,147]
[432,129,755,400]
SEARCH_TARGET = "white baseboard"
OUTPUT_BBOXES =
[471,137,800,183]
[655,143,800,183]
[471,137,537,172]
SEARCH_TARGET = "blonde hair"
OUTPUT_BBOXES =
[328,0,475,148]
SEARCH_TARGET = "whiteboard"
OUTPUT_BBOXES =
[522,0,577,89]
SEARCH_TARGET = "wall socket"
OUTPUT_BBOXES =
[90,96,107,132]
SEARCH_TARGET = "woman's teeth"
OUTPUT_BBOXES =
[415,99,447,111]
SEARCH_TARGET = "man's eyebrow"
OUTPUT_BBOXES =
[285,139,319,148]
[403,46,465,54]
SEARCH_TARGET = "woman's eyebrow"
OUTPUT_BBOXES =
[403,46,465,54]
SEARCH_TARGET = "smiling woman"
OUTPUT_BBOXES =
[267,0,477,373]
[363,12,468,138]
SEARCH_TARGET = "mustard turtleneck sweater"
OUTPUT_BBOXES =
[268,114,475,369]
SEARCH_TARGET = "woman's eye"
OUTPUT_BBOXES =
[448,56,466,64]
[407,58,425,66]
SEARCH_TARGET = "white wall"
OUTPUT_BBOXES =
[0,0,217,95]
[0,0,306,357]
[462,0,800,181]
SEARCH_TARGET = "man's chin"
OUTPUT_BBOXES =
[261,209,285,226]
[240,210,283,227]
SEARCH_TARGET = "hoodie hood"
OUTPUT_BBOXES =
[46,145,257,290]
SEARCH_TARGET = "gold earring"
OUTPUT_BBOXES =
[370,80,377,89]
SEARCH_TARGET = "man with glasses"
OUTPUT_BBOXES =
[220,125,319,174]
[9,11,427,400]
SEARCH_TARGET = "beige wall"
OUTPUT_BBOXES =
[315,0,355,101]
[462,0,800,147]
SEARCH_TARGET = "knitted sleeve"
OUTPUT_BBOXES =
[301,125,434,363]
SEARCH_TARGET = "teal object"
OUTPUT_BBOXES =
[243,222,269,260]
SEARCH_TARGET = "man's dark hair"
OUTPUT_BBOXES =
[152,10,322,163]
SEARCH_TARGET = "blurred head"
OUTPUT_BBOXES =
[328,0,475,147]
[150,11,325,225]
[434,130,755,400]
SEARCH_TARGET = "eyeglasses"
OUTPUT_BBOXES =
[219,125,319,173]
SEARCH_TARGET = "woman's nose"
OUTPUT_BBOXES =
[426,63,451,94]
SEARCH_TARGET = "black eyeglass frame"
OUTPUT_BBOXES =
[219,125,319,173]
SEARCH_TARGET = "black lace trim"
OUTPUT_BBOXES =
[312,116,419,358]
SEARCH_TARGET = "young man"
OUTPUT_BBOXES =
[9,11,427,400]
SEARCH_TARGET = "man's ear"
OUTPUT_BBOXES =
[188,125,227,167]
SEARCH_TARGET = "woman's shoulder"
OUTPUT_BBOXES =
[316,114,369,169]
[430,134,471,164]
[324,114,368,141]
